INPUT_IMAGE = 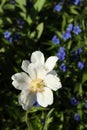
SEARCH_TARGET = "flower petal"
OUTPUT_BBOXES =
[21,60,30,73]
[44,74,62,91]
[37,87,53,107]
[18,90,36,110]
[11,72,31,90]
[45,56,58,71]
[28,63,37,79]
[48,70,57,76]
[36,64,47,79]
[31,51,45,64]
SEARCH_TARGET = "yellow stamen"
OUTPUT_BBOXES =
[30,78,44,92]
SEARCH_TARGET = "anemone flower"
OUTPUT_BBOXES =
[11,51,62,110]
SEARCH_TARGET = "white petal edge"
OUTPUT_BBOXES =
[31,51,45,64]
[21,60,30,73]
[45,56,58,71]
[11,72,31,90]
[37,87,53,107]
[48,70,57,76]
[44,74,62,91]
[18,90,36,110]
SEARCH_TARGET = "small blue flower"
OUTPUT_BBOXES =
[57,47,66,61]
[17,19,24,28]
[73,25,82,35]
[52,35,60,44]
[59,63,67,72]
[72,0,80,5]
[4,30,11,38]
[62,32,72,40]
[33,101,39,107]
[71,97,79,106]
[78,61,84,70]
[84,101,87,109]
[54,4,62,12]
[7,37,13,42]
[59,47,65,51]
[74,113,80,121]
[78,48,83,54]
[67,24,73,32]
[73,48,83,55]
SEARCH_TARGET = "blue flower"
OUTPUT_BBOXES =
[4,30,11,38]
[78,61,84,70]
[57,47,66,61]
[7,37,13,42]
[67,24,73,32]
[54,4,62,12]
[59,47,65,51]
[74,113,80,121]
[62,32,72,40]
[17,19,24,28]
[52,35,60,44]
[73,48,83,55]
[33,101,39,107]
[78,48,83,53]
[72,0,80,5]
[59,63,67,72]
[71,97,79,106]
[73,25,82,35]
[84,101,87,109]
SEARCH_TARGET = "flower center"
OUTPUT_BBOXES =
[30,78,44,92]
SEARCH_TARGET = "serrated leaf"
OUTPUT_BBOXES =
[34,0,46,12]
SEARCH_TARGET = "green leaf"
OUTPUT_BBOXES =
[16,0,26,14]
[0,0,5,7]
[15,0,26,6]
[3,4,15,10]
[0,19,3,25]
[70,6,79,15]
[36,22,44,39]
[62,13,67,31]
[82,73,87,83]
[34,0,46,12]
[43,108,54,130]
[26,16,33,25]
[67,40,72,50]
[0,0,5,13]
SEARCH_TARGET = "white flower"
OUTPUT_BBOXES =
[11,51,62,110]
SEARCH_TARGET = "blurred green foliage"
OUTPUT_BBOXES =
[0,0,87,130]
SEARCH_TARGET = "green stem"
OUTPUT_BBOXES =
[25,111,33,130]
[25,111,30,130]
